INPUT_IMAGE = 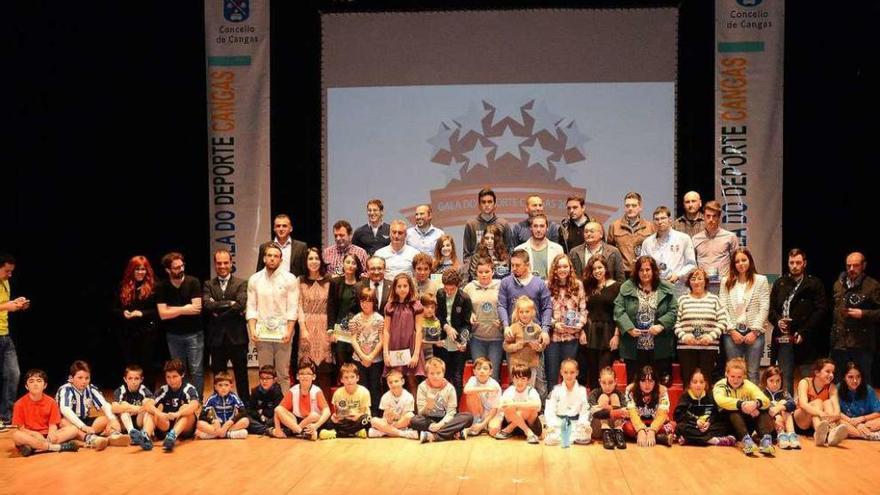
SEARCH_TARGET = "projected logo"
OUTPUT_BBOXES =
[402,98,617,228]
[223,0,249,22]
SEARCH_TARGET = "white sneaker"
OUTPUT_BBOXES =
[368,428,385,438]
[399,429,420,440]
[226,430,248,439]
[814,420,829,446]
[777,432,791,450]
[826,424,848,447]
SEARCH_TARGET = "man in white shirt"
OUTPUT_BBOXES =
[641,206,697,297]
[376,220,420,281]
[247,244,299,391]
[406,204,445,255]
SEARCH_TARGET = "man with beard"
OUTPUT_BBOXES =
[353,199,391,256]
[203,249,250,402]
[406,204,445,256]
[673,191,705,238]
[831,252,880,386]
[0,254,28,429]
[257,214,307,277]
[247,244,299,391]
[559,196,592,254]
[692,200,739,295]
[156,252,205,396]
[607,192,655,278]
[322,220,368,277]
[511,195,562,246]
[514,214,563,280]
[768,248,827,393]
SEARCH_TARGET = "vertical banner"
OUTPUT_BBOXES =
[715,0,784,364]
[205,0,271,366]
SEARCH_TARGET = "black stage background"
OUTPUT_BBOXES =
[8,1,878,386]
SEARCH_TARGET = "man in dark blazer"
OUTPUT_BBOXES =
[352,256,392,316]
[203,249,251,402]
[569,221,626,282]
[256,214,308,277]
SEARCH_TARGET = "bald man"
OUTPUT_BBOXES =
[673,191,705,237]
[831,252,880,385]
[568,221,625,281]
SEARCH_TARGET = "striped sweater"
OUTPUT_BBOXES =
[674,293,730,350]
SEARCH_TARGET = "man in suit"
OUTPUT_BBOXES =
[256,213,307,277]
[203,249,250,402]
[569,221,626,282]
[353,256,392,316]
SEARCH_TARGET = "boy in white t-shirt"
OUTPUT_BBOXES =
[463,357,502,437]
[495,364,543,443]
[368,370,419,439]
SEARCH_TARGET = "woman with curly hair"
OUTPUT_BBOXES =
[545,254,587,386]
[116,256,160,382]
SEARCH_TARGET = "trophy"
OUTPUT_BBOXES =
[692,324,704,340]
[706,267,720,284]
[562,309,580,328]
[735,322,750,336]
[495,264,510,278]
[422,323,445,343]
[457,327,471,345]
[845,292,867,310]
[778,301,793,344]
[330,316,353,344]
[255,315,285,342]
[523,323,542,342]
[636,310,653,332]
[658,262,668,278]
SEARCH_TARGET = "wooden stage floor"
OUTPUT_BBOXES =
[2,430,879,495]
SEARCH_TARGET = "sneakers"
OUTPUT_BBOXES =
[715,435,737,447]
[602,429,615,450]
[656,433,674,447]
[300,430,318,441]
[573,426,593,445]
[318,429,337,440]
[759,434,775,455]
[162,431,177,452]
[18,445,35,457]
[108,433,131,447]
[777,432,791,450]
[226,429,248,439]
[614,428,627,449]
[419,431,436,443]
[131,429,153,450]
[494,430,512,440]
[356,429,368,439]
[368,428,385,438]
[814,420,830,446]
[526,433,539,444]
[59,441,79,453]
[400,429,420,440]
[0,419,11,432]
[866,431,880,441]
[88,435,109,452]
[827,424,848,447]
[741,435,758,455]
[455,429,468,441]
[788,433,801,449]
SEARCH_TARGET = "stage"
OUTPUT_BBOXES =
[2,429,878,494]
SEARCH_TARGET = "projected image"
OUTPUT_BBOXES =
[326,83,674,251]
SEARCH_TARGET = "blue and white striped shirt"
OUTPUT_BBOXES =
[55,382,114,429]
[202,392,246,423]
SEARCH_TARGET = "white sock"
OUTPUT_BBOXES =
[47,443,61,452]
[226,429,248,439]
[120,413,135,433]
[708,437,720,445]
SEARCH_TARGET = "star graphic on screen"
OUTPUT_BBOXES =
[439,162,463,185]
[453,102,489,138]
[485,96,530,127]
[525,100,562,135]
[558,120,589,155]
[463,138,495,172]
[490,127,525,161]
[427,122,456,156]
[554,157,582,183]
[521,140,554,171]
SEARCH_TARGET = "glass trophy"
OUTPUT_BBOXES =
[523,323,541,342]
[255,315,285,342]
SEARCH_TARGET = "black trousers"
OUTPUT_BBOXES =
[210,334,251,403]
[355,359,384,416]
[675,419,731,445]
[624,351,671,385]
[326,414,371,437]
[582,347,615,390]
[724,410,775,439]
[677,348,719,387]
[411,413,474,440]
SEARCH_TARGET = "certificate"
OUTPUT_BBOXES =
[388,349,413,367]
[255,316,285,343]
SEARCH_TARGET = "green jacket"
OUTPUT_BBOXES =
[613,279,678,361]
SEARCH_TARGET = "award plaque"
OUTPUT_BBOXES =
[330,321,353,344]
[562,309,579,328]
[846,292,867,309]
[706,267,720,284]
[422,324,444,344]
[457,328,471,345]
[735,322,750,336]
[692,325,704,340]
[255,316,285,342]
[388,349,413,367]
[523,323,541,342]
[636,310,653,331]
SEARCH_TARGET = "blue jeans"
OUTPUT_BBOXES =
[545,340,579,388]
[774,343,811,394]
[831,348,874,387]
[166,332,205,398]
[469,338,504,381]
[0,335,20,421]
[722,334,764,383]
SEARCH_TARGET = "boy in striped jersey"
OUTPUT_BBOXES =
[55,360,120,451]
[196,371,249,439]
[143,358,200,452]
[111,364,154,450]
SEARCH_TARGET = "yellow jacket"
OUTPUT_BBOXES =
[712,377,771,411]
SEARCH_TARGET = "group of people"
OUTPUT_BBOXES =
[1,188,879,457]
